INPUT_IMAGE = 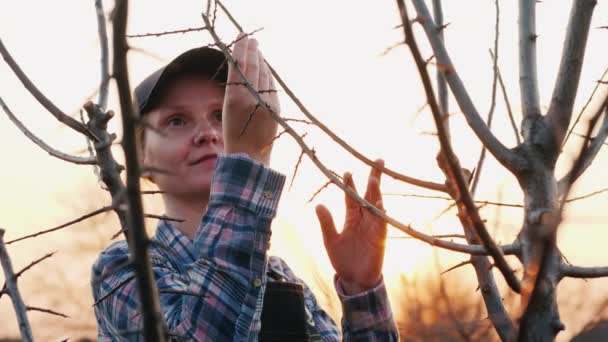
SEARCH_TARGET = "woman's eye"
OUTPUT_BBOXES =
[213,110,222,122]
[167,116,186,127]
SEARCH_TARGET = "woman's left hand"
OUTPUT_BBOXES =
[315,160,387,295]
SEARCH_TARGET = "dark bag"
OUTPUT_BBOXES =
[259,281,311,342]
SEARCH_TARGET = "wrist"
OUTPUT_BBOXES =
[338,276,381,296]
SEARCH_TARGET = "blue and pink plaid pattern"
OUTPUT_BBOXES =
[91,154,398,341]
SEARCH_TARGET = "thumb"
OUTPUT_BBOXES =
[315,204,338,246]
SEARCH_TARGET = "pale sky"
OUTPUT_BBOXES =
[1,1,608,340]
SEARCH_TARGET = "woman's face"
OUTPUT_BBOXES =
[142,75,225,202]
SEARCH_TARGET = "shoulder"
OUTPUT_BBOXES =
[91,240,131,283]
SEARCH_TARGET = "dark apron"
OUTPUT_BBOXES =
[259,272,321,341]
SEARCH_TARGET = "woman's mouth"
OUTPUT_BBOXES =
[190,154,218,166]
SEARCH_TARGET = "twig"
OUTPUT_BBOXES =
[0,97,97,165]
[493,50,521,145]
[0,229,33,342]
[127,26,208,38]
[565,187,608,203]
[289,150,306,191]
[563,65,608,147]
[6,205,114,245]
[284,118,315,125]
[383,192,524,208]
[0,38,98,141]
[144,214,184,223]
[14,252,55,279]
[307,180,333,203]
[558,100,608,194]
[26,306,69,318]
[95,0,110,109]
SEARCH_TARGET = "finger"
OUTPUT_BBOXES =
[245,38,260,89]
[258,50,269,98]
[228,33,248,84]
[268,68,280,114]
[343,172,359,211]
[364,159,384,203]
[315,204,338,246]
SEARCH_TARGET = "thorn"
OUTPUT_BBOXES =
[436,22,451,32]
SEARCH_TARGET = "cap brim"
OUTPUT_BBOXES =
[134,47,228,114]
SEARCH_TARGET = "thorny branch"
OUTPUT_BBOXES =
[215,0,448,194]
[0,229,34,342]
[127,26,208,38]
[203,10,521,258]
[95,0,110,110]
[0,97,97,165]
[409,0,525,174]
[0,38,98,141]
[546,0,597,147]
[399,0,521,293]
[112,1,167,340]
[6,205,114,245]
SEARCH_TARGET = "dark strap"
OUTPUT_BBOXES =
[259,281,311,342]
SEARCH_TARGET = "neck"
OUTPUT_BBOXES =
[162,193,209,239]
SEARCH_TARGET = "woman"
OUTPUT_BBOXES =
[92,34,398,341]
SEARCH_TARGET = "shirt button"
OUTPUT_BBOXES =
[253,277,262,287]
[262,191,273,200]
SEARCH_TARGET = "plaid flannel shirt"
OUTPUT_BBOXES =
[92,154,398,341]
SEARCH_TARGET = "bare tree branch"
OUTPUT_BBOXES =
[546,0,597,146]
[431,0,449,140]
[384,192,524,208]
[95,0,110,109]
[127,26,208,38]
[564,187,608,203]
[560,265,608,279]
[215,0,448,193]
[409,0,525,174]
[494,51,522,145]
[5,205,114,245]
[0,229,33,342]
[203,12,520,258]
[0,97,97,165]
[563,65,608,147]
[518,0,541,133]
[112,1,167,340]
[471,0,502,195]
[0,38,98,141]
[26,306,69,318]
[399,0,521,293]
[558,102,608,195]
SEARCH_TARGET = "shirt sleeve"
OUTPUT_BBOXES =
[91,154,285,341]
[334,275,399,341]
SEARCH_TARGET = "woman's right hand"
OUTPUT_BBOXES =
[222,33,280,165]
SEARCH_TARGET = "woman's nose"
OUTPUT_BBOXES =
[193,128,220,146]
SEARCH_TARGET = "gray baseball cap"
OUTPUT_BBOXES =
[134,46,228,114]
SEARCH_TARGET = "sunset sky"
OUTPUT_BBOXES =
[1,1,607,340]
